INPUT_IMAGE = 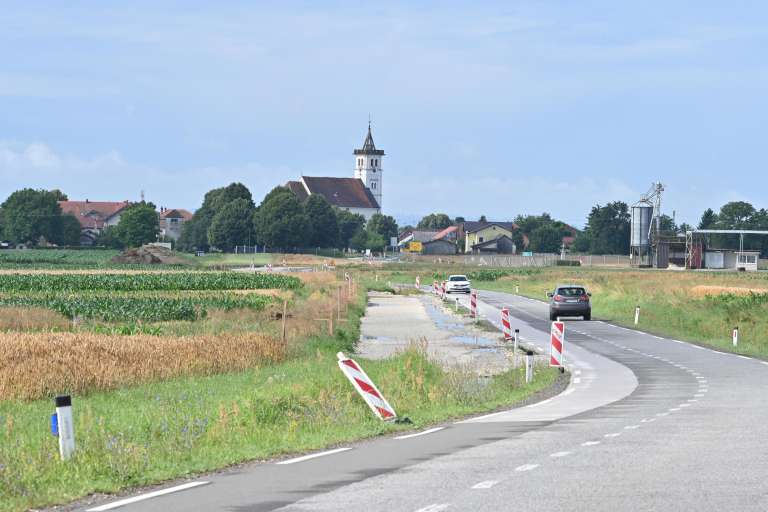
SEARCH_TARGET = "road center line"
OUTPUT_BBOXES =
[604,432,621,438]
[415,504,450,512]
[276,447,352,465]
[394,427,445,440]
[550,451,571,458]
[515,463,540,472]
[582,441,601,446]
[86,481,210,511]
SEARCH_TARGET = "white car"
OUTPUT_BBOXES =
[445,274,471,294]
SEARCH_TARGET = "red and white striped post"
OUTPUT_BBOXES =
[441,281,446,299]
[337,352,397,421]
[415,276,421,290]
[550,321,565,367]
[433,281,438,295]
[501,307,512,340]
[470,291,478,318]
[732,326,739,347]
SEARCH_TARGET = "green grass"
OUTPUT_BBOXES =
[187,253,273,268]
[0,281,559,512]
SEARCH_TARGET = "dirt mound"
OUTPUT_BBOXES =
[111,245,187,265]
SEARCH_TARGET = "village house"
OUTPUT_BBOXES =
[58,200,130,246]
[159,208,193,241]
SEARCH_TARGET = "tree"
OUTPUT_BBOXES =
[454,216,465,224]
[1,188,63,244]
[57,214,82,246]
[116,202,159,247]
[349,227,368,251]
[367,213,398,241]
[717,201,755,229]
[96,225,124,249]
[528,224,565,253]
[305,195,338,248]
[698,208,718,230]
[478,215,487,222]
[677,222,693,235]
[177,182,255,252]
[50,189,68,201]
[365,232,386,252]
[253,188,310,249]
[207,198,255,252]
[417,213,452,230]
[657,214,677,234]
[583,202,630,254]
[336,209,366,249]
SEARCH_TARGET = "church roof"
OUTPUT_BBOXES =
[289,177,380,210]
[353,124,385,156]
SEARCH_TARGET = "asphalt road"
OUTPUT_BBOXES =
[79,289,768,512]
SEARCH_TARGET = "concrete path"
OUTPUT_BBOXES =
[357,292,511,375]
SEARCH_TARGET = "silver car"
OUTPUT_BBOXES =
[445,274,471,294]
[547,284,591,321]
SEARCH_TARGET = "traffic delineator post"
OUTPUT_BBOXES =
[501,308,512,340]
[415,276,421,289]
[53,395,75,460]
[634,305,640,325]
[733,326,739,347]
[470,291,478,318]
[337,352,397,421]
[550,321,565,367]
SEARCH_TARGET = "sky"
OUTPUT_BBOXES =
[1,1,767,228]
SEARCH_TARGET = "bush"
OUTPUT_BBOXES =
[556,260,581,267]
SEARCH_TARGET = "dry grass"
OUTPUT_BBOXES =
[0,331,286,400]
[0,307,71,331]
[689,285,768,297]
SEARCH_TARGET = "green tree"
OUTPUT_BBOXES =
[417,213,452,230]
[305,195,338,248]
[336,209,366,249]
[698,208,718,229]
[96,225,125,249]
[1,188,63,244]
[116,202,159,247]
[454,216,465,224]
[177,183,254,252]
[583,202,630,254]
[57,214,82,246]
[717,201,755,229]
[367,213,398,241]
[349,227,368,251]
[528,224,565,253]
[207,198,255,252]
[478,215,487,222]
[50,189,68,201]
[253,187,311,249]
[365,232,386,252]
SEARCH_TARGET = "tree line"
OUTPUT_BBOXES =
[177,183,399,252]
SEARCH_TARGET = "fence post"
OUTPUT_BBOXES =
[281,299,288,343]
[525,351,534,384]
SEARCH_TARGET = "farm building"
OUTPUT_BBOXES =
[421,239,457,255]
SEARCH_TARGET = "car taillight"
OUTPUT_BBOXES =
[579,295,590,302]
[554,294,564,302]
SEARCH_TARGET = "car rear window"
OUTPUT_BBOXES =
[449,276,468,281]
[557,287,586,297]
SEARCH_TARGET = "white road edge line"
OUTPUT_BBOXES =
[86,481,210,511]
[472,480,500,489]
[394,427,445,440]
[276,447,352,465]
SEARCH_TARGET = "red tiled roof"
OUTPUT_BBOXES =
[59,201,130,230]
[160,208,193,221]
[285,181,309,202]
[299,177,379,209]
[432,225,458,240]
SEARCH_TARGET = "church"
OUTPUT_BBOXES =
[285,124,384,220]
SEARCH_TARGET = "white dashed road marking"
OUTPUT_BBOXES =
[550,451,571,458]
[472,480,499,490]
[582,441,601,446]
[515,464,540,472]
[86,482,211,511]
[394,427,445,440]
[415,504,450,512]
[276,447,352,465]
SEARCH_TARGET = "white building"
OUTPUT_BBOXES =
[286,124,384,220]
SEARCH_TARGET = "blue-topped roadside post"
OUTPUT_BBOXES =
[54,395,76,460]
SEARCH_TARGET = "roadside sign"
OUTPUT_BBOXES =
[337,352,397,421]
[390,237,398,247]
[550,321,565,367]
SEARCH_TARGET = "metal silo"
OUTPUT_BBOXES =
[631,204,653,247]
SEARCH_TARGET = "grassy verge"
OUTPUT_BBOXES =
[0,279,559,512]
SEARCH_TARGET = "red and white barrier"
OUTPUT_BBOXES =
[470,291,478,318]
[433,281,438,295]
[337,352,397,421]
[415,276,421,289]
[550,321,565,367]
[501,307,512,340]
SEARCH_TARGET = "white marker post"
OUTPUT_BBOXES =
[525,351,534,384]
[513,328,520,367]
[54,395,75,460]
[733,326,739,347]
[634,305,640,326]
[515,285,519,294]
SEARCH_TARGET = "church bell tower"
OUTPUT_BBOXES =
[354,122,385,209]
